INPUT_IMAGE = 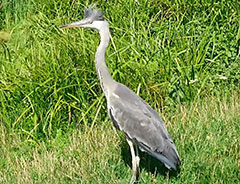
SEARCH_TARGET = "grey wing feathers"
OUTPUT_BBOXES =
[108,83,181,169]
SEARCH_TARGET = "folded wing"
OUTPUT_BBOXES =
[108,83,181,170]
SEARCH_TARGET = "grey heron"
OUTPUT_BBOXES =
[60,8,181,183]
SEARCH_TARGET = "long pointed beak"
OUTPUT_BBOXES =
[59,19,89,29]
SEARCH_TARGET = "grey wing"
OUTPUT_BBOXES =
[108,83,181,170]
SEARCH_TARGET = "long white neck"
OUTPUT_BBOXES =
[95,24,115,97]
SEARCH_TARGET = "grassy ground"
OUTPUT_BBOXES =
[0,0,240,183]
[0,93,239,183]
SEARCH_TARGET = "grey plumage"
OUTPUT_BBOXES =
[108,83,181,169]
[60,8,181,183]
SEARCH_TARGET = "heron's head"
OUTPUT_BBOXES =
[60,8,108,31]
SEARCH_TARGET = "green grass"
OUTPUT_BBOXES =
[0,93,239,183]
[0,0,240,183]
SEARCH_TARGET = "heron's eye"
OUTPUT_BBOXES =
[97,15,103,20]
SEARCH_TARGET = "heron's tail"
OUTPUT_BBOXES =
[139,140,181,170]
[156,144,181,170]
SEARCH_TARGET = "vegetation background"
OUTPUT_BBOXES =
[0,0,240,183]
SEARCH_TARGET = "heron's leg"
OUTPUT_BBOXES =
[126,138,140,184]
[135,144,140,173]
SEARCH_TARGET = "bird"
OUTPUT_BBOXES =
[60,8,181,184]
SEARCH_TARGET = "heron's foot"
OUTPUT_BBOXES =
[129,174,136,184]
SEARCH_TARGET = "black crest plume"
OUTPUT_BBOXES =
[84,8,104,21]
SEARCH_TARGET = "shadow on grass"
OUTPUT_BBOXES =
[119,138,180,179]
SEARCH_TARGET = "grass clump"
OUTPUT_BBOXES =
[1,0,240,137]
